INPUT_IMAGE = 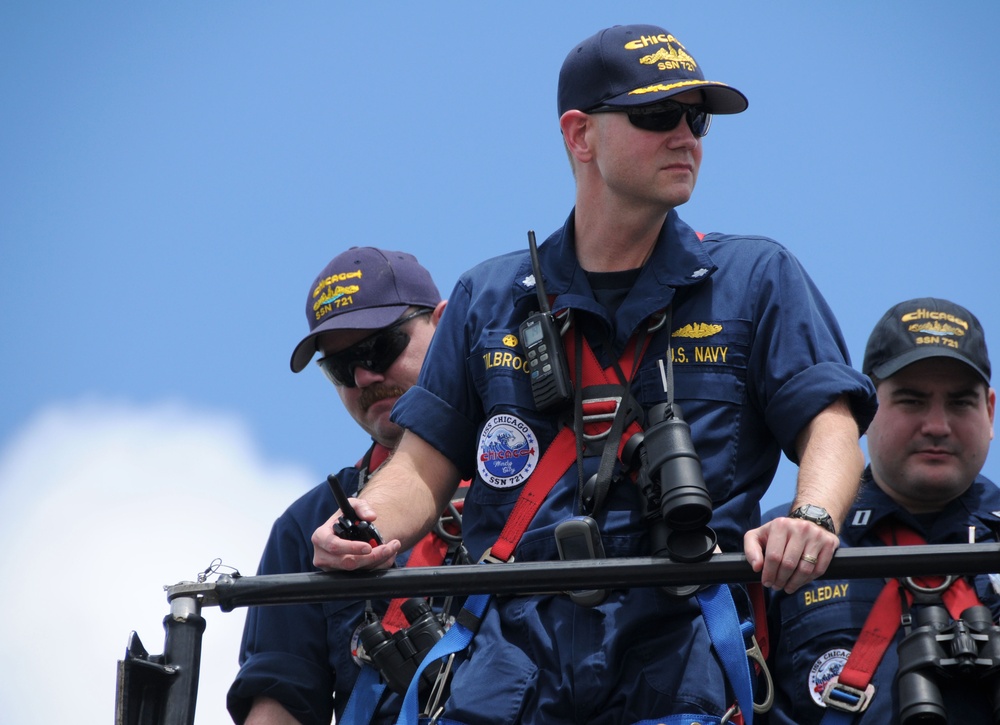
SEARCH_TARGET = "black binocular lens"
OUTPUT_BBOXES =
[358,598,447,696]
[626,402,717,567]
[643,403,713,530]
[897,603,1000,725]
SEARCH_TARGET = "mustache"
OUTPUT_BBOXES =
[359,384,407,412]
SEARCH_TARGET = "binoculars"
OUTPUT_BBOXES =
[623,402,717,567]
[896,603,1000,724]
[358,598,447,696]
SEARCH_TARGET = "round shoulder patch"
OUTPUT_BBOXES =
[476,414,539,489]
[808,648,851,707]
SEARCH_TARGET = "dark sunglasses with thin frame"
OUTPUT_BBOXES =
[316,308,432,388]
[588,100,712,138]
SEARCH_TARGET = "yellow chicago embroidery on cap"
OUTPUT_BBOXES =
[907,321,966,338]
[312,268,362,299]
[312,269,363,319]
[672,323,723,339]
[314,284,360,313]
[901,308,969,331]
[623,33,676,51]
[639,46,697,71]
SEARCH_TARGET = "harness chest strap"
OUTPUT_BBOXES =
[485,329,646,563]
[820,523,983,720]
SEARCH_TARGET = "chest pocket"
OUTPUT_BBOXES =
[777,579,880,677]
[638,319,750,502]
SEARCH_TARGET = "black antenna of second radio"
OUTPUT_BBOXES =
[527,230,551,314]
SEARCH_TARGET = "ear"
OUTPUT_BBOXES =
[559,110,595,164]
[430,299,447,326]
[988,387,996,440]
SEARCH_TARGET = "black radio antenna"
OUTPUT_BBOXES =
[527,230,551,313]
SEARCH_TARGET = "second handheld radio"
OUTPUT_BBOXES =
[327,474,383,547]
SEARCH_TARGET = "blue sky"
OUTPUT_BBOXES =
[2,3,999,723]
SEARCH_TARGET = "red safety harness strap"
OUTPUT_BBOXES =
[486,327,648,563]
[833,576,906,692]
[825,523,983,708]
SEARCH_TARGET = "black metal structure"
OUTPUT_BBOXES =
[115,544,1000,725]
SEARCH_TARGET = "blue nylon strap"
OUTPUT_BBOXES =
[341,663,386,724]
[697,584,754,725]
[396,592,491,725]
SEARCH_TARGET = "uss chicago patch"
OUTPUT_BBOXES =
[809,648,850,706]
[477,414,539,489]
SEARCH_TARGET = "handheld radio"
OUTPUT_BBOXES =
[327,474,383,547]
[519,230,573,411]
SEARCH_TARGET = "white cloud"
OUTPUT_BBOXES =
[0,398,314,725]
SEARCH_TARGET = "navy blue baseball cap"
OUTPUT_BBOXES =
[290,247,442,373]
[558,24,748,116]
[863,297,991,384]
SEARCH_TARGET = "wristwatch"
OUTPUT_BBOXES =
[788,504,836,534]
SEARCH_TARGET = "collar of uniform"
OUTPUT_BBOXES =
[647,210,719,288]
[512,210,718,317]
[963,474,1000,540]
[840,470,906,543]
[845,467,1000,544]
[511,212,605,319]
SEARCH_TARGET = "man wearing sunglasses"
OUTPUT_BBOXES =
[228,247,451,725]
[312,24,876,724]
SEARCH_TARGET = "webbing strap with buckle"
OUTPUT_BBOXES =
[819,523,983,723]
[489,328,647,562]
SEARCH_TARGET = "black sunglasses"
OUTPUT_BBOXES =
[588,100,712,138]
[316,309,432,388]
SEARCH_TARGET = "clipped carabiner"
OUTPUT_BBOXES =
[746,634,774,714]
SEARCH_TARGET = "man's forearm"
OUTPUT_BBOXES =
[791,395,864,528]
[360,430,461,550]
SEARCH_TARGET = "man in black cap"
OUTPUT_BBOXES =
[312,25,876,723]
[766,297,999,724]
[228,247,458,725]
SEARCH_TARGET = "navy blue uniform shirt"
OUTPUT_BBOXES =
[387,211,876,724]
[765,469,1000,724]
